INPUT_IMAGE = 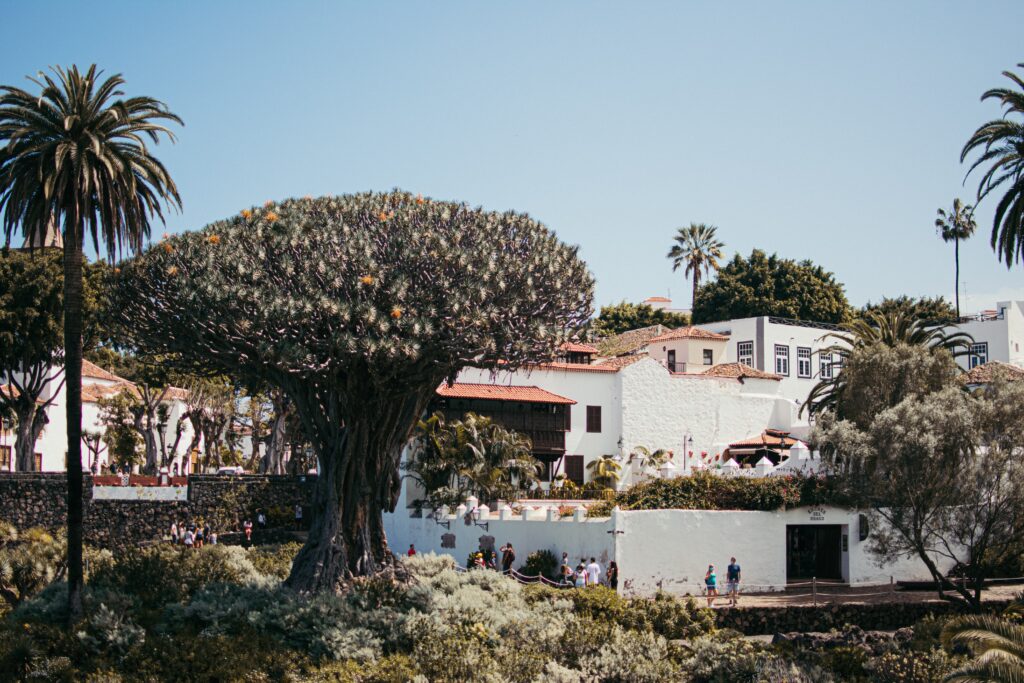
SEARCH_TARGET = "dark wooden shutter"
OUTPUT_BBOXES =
[564,405,572,431]
[565,455,584,486]
[586,405,602,433]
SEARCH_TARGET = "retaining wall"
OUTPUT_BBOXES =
[0,473,316,551]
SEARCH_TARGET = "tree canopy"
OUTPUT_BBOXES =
[859,295,957,323]
[690,249,850,324]
[592,301,689,337]
[112,191,593,591]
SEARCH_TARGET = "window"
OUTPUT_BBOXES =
[0,445,10,470]
[667,349,677,373]
[586,406,602,433]
[969,343,988,369]
[774,345,790,376]
[564,455,585,486]
[703,349,714,365]
[797,347,811,378]
[737,341,754,367]
[820,352,833,380]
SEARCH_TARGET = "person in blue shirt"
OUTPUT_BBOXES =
[726,557,742,606]
[704,564,718,607]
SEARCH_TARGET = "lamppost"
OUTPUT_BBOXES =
[684,434,694,472]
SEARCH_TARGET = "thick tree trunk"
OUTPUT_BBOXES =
[261,394,288,475]
[14,403,39,471]
[63,241,85,623]
[285,388,432,593]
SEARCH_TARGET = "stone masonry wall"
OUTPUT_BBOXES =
[0,473,317,551]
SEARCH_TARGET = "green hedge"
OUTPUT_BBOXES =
[589,472,849,515]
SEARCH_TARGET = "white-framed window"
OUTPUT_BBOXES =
[774,344,790,376]
[703,348,714,365]
[820,352,834,380]
[797,347,811,378]
[969,342,988,368]
[737,341,754,367]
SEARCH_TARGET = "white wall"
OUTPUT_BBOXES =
[384,503,952,596]
[955,301,1024,369]
[619,358,799,464]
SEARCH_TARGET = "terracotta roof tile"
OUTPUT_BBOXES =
[728,430,798,449]
[81,359,127,383]
[644,296,672,303]
[648,326,729,343]
[701,362,782,381]
[560,342,599,354]
[596,325,668,357]
[535,362,620,374]
[961,361,1024,385]
[82,383,136,403]
[436,383,576,404]
[594,354,646,370]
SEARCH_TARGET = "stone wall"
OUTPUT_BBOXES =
[0,473,317,551]
[714,598,1014,635]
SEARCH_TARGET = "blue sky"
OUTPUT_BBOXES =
[3,1,1022,312]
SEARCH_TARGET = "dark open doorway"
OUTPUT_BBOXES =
[786,525,842,581]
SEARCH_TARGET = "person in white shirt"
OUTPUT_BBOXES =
[586,557,601,587]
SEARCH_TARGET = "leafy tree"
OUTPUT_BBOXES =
[586,454,623,490]
[935,199,977,318]
[690,249,851,325]
[804,311,972,422]
[111,191,592,591]
[0,64,181,621]
[814,380,1024,609]
[95,392,145,472]
[593,301,690,336]
[408,412,539,509]
[0,250,106,471]
[859,295,957,323]
[961,62,1024,266]
[666,223,724,307]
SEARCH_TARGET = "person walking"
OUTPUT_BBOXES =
[500,543,516,575]
[170,521,179,545]
[560,557,573,587]
[407,544,416,557]
[294,503,304,530]
[575,561,588,588]
[586,557,601,588]
[194,525,204,549]
[183,527,195,549]
[243,518,253,544]
[726,557,742,606]
[607,561,619,591]
[704,564,718,607]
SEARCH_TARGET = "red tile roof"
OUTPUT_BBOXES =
[82,359,127,383]
[594,354,646,370]
[648,327,729,344]
[436,383,576,404]
[728,430,798,449]
[644,296,672,303]
[560,342,599,354]
[701,363,782,380]
[535,362,621,373]
[960,361,1024,385]
[82,383,134,403]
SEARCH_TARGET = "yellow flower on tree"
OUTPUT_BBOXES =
[265,211,279,223]
[167,266,178,276]
[162,243,173,254]
[416,194,425,205]
[360,275,374,285]
[378,211,388,222]
[240,209,252,219]
[208,235,221,244]
[390,307,403,319]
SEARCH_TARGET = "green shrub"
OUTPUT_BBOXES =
[248,541,302,580]
[521,549,558,579]
[75,603,145,660]
[868,649,960,683]
[677,633,775,683]
[0,521,67,608]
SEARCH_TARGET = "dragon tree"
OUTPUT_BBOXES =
[111,191,593,592]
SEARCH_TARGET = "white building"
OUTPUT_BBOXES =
[0,360,197,474]
[954,301,1024,370]
[698,316,845,406]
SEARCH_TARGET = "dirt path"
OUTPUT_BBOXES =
[709,582,1022,608]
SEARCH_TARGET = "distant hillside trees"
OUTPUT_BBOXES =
[691,249,850,325]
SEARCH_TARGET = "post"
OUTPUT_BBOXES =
[812,576,817,606]
[890,575,894,598]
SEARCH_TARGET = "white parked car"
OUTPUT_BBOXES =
[216,466,246,475]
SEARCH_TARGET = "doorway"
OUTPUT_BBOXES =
[786,525,842,581]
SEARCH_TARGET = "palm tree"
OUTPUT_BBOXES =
[667,223,724,308]
[803,309,973,417]
[935,198,977,318]
[0,65,181,622]
[942,602,1024,682]
[961,63,1024,267]
[586,454,622,490]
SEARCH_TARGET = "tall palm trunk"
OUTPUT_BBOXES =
[954,237,961,319]
[692,271,700,309]
[63,239,84,622]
